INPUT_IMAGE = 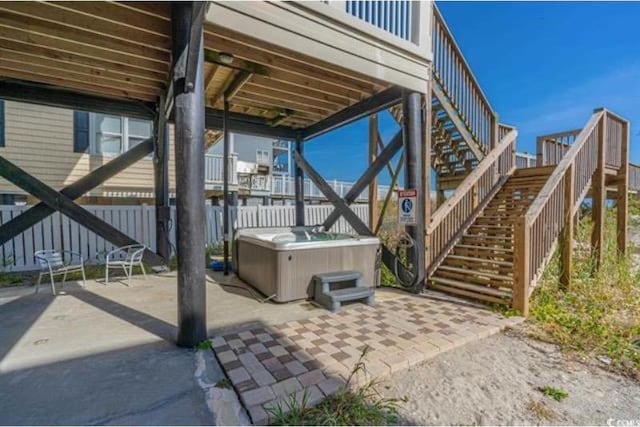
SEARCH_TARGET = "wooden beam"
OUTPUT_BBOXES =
[249,75,352,107]
[591,115,606,270]
[323,130,404,229]
[0,9,169,62]
[303,87,402,141]
[204,108,298,139]
[560,164,575,289]
[0,80,155,119]
[242,82,344,112]
[0,24,165,73]
[617,119,630,256]
[0,154,164,265]
[368,114,379,230]
[0,138,155,245]
[513,217,530,316]
[0,2,170,49]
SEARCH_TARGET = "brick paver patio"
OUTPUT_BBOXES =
[210,295,522,425]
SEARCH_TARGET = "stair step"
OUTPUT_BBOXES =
[313,270,361,283]
[437,265,512,281]
[446,254,512,267]
[463,234,513,241]
[326,287,374,301]
[454,244,514,253]
[430,277,511,303]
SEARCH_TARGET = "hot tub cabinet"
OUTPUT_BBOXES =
[234,227,380,302]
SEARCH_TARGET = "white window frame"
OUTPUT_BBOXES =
[89,114,153,157]
[256,149,270,165]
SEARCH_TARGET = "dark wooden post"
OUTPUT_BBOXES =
[591,112,606,270]
[617,119,629,256]
[560,164,574,289]
[368,114,379,230]
[223,96,231,275]
[154,94,171,263]
[294,135,304,226]
[172,2,207,347]
[402,91,425,291]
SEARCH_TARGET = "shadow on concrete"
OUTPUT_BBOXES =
[0,341,214,426]
[71,290,177,342]
[0,292,54,362]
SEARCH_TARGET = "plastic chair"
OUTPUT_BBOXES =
[105,244,147,286]
[34,249,86,295]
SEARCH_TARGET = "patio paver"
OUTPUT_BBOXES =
[211,294,522,424]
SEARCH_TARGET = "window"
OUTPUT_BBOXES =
[256,149,270,165]
[90,113,152,156]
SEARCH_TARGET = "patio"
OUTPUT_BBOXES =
[0,272,520,425]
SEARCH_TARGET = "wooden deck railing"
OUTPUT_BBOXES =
[536,129,581,166]
[432,5,498,154]
[426,129,517,274]
[630,163,640,192]
[513,109,629,314]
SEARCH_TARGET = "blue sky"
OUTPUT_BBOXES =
[304,1,640,184]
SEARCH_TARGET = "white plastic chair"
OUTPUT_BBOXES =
[105,244,147,286]
[34,249,86,295]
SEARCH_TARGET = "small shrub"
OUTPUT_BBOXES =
[267,347,405,426]
[537,386,568,402]
[196,339,211,350]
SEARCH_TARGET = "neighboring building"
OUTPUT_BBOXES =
[0,99,175,205]
[0,100,386,206]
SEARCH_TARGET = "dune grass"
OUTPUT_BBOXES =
[529,200,640,377]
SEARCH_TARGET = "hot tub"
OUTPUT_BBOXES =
[234,227,380,302]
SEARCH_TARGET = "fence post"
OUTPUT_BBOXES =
[513,216,530,316]
[617,119,629,256]
[591,113,606,270]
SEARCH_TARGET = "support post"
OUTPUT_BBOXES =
[422,92,432,233]
[223,96,231,275]
[154,94,171,263]
[560,164,575,289]
[172,1,206,347]
[513,217,530,316]
[591,114,606,270]
[617,119,629,256]
[294,135,304,226]
[368,114,379,230]
[402,91,425,291]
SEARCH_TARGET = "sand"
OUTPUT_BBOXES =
[381,329,640,426]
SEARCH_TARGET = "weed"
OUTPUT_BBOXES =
[526,399,557,420]
[537,386,568,402]
[215,378,232,389]
[196,339,211,350]
[266,346,405,426]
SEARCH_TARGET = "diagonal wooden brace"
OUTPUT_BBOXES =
[0,152,164,266]
[292,150,414,283]
[323,130,403,230]
[0,138,154,246]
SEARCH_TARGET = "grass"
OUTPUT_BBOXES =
[529,200,640,377]
[537,385,569,402]
[266,347,405,426]
[196,339,211,350]
[526,399,557,421]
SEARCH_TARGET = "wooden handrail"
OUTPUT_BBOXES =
[525,111,604,223]
[428,129,517,233]
[432,5,494,113]
[432,4,497,152]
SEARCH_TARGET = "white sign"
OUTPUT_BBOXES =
[398,189,417,225]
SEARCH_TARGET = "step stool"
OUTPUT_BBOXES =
[313,270,375,313]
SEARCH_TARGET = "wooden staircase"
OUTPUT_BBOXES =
[430,166,554,304]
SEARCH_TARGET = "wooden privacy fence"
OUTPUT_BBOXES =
[0,204,368,272]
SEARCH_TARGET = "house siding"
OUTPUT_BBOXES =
[0,101,177,199]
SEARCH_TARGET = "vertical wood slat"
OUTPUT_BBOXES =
[617,119,629,256]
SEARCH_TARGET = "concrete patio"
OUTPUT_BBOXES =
[0,272,520,425]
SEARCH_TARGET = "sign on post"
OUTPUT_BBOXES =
[398,189,417,225]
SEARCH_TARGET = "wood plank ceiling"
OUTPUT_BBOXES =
[0,1,391,129]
